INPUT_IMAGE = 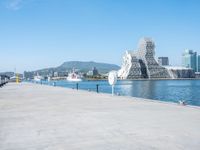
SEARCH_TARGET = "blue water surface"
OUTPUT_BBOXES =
[40,79,200,106]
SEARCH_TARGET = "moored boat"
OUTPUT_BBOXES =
[67,70,82,82]
[34,75,43,82]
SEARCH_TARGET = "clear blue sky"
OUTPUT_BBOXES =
[0,0,200,73]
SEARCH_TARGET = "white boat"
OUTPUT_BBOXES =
[34,75,43,82]
[67,70,82,82]
[47,76,51,82]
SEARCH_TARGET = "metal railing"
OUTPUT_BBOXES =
[30,80,113,94]
[0,78,8,88]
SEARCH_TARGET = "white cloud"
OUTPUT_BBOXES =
[6,0,24,10]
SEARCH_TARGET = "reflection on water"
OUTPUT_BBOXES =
[117,80,157,99]
[116,80,200,106]
[42,79,200,106]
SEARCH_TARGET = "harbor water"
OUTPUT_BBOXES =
[40,79,200,106]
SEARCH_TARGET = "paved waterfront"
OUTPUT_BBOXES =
[0,83,200,150]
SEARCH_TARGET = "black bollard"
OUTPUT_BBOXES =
[76,83,78,90]
[96,84,99,93]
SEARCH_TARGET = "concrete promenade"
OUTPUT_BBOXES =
[0,83,200,150]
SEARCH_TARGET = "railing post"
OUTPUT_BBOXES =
[96,84,99,93]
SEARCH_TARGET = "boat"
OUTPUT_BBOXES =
[47,76,51,82]
[34,74,43,82]
[67,70,82,82]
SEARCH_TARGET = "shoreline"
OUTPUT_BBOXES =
[49,77,200,82]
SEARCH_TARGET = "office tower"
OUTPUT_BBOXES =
[198,55,200,72]
[182,49,197,72]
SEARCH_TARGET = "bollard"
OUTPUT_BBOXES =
[76,83,79,90]
[96,84,99,93]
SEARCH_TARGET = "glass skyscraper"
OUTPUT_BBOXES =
[182,49,197,72]
[198,55,200,72]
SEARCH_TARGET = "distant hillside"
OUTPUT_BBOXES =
[0,72,15,77]
[58,61,120,73]
[31,61,120,76]
[0,72,23,78]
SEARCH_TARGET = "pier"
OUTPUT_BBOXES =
[0,82,200,150]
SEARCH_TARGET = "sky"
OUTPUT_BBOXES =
[0,0,200,73]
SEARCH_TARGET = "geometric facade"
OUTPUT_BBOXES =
[118,37,170,79]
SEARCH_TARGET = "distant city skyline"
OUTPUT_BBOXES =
[0,0,200,73]
[182,49,200,72]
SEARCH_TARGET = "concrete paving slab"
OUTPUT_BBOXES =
[0,82,200,150]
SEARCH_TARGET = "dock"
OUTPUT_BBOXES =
[0,82,200,150]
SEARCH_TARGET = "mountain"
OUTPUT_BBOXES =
[0,72,23,79]
[58,61,120,73]
[0,72,15,77]
[27,61,120,77]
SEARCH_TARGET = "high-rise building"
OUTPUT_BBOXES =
[158,57,169,66]
[198,55,200,72]
[182,49,197,72]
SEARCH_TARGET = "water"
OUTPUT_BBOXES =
[40,79,200,106]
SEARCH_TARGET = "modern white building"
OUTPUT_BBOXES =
[118,38,195,79]
[118,38,170,79]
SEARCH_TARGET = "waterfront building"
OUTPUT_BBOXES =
[118,38,195,79]
[182,49,197,72]
[53,72,58,77]
[57,71,68,77]
[118,38,170,79]
[158,57,169,66]
[24,71,34,80]
[87,67,99,76]
[195,72,200,78]
[198,55,200,72]
[164,66,195,78]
